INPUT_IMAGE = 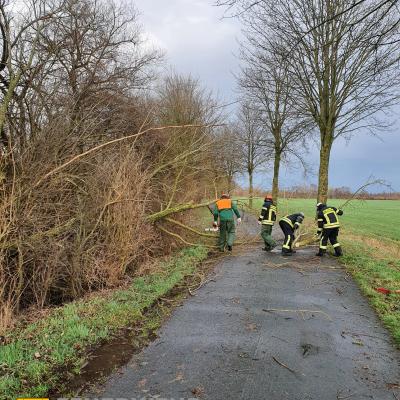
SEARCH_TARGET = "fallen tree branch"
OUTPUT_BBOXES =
[272,356,297,374]
[34,123,219,188]
[292,224,305,247]
[157,225,217,249]
[339,178,392,209]
[262,308,332,320]
[148,201,214,222]
[149,197,263,223]
[165,218,218,238]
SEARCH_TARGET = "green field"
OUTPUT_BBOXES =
[249,197,400,345]
[251,198,400,241]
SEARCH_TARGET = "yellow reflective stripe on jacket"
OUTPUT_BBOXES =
[322,208,340,228]
[280,216,294,228]
[267,206,276,223]
[261,220,274,225]
[261,205,276,225]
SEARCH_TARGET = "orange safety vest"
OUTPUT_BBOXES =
[216,199,232,210]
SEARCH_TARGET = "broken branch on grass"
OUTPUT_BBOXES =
[188,275,217,296]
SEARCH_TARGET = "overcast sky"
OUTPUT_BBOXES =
[134,0,399,192]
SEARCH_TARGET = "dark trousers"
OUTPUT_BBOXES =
[279,221,294,252]
[320,227,341,254]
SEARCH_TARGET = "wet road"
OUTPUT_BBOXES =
[88,240,400,400]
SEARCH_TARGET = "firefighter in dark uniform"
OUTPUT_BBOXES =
[258,195,277,251]
[279,212,305,256]
[316,203,343,257]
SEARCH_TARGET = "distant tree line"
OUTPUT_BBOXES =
[235,184,400,200]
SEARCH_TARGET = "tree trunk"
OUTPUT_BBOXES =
[272,149,281,204]
[249,171,254,208]
[317,137,333,203]
[227,175,233,194]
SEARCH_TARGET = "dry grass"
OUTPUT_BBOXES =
[342,231,400,264]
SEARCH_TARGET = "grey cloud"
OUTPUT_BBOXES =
[134,0,399,191]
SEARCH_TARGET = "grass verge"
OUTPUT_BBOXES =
[340,235,400,346]
[0,246,208,400]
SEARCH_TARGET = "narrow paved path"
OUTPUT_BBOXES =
[89,228,400,399]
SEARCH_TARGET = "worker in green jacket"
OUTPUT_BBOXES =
[213,194,241,252]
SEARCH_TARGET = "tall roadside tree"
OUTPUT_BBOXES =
[214,125,242,195]
[218,0,400,202]
[236,101,269,207]
[239,37,310,203]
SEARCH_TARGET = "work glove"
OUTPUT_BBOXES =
[337,209,343,216]
[257,220,262,225]
[237,218,242,224]
[213,221,218,228]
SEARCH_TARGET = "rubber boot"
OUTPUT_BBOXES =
[282,248,292,257]
[316,249,326,257]
[334,246,343,257]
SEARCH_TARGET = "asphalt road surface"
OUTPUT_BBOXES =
[88,225,400,400]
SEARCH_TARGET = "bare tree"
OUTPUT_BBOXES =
[151,73,221,207]
[272,0,400,202]
[36,0,160,139]
[239,35,310,203]
[219,0,400,202]
[213,125,242,195]
[236,101,269,207]
[0,0,66,147]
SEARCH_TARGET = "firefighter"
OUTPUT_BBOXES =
[279,212,305,256]
[213,194,241,252]
[258,195,277,251]
[316,203,343,257]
